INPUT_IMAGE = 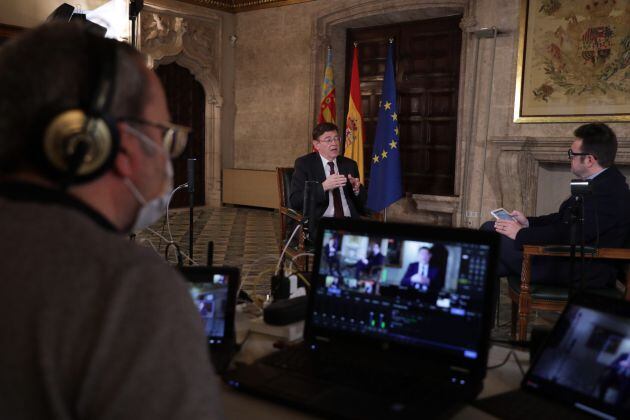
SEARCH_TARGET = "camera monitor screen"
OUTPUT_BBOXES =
[308,218,498,368]
[179,266,238,345]
[524,295,630,419]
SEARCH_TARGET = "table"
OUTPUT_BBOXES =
[220,315,529,419]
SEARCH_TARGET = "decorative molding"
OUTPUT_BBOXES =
[491,137,630,217]
[177,0,314,13]
[141,2,224,207]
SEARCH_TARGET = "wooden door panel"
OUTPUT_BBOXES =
[427,91,456,116]
[156,63,206,208]
[346,15,462,197]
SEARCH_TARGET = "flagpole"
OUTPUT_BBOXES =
[384,35,393,224]
[366,37,402,219]
[384,35,391,223]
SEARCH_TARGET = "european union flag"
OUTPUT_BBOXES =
[367,40,402,212]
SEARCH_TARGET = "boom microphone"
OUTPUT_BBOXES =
[187,158,196,194]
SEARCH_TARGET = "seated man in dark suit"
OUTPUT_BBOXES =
[289,122,367,236]
[400,247,443,292]
[355,242,385,279]
[323,236,341,277]
[483,123,630,288]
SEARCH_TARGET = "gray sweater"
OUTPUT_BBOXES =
[0,184,223,419]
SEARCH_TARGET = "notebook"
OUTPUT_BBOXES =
[475,293,630,420]
[179,265,240,372]
[224,217,499,419]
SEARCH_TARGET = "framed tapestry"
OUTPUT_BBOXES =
[514,0,630,123]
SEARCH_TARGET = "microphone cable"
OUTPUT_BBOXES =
[165,241,184,267]
[166,182,189,243]
[144,226,197,265]
[275,223,302,276]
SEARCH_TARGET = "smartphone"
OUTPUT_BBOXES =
[490,208,515,221]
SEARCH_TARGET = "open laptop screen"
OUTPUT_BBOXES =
[179,266,238,345]
[307,218,498,367]
[523,295,630,418]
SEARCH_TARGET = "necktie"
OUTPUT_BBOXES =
[328,161,344,218]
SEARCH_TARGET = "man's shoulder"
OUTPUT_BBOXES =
[337,155,358,166]
[295,152,319,164]
[594,166,630,195]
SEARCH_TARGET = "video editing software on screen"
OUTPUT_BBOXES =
[311,228,491,359]
[527,304,630,412]
[189,274,229,344]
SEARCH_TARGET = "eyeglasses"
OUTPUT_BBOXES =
[318,136,341,144]
[120,117,191,158]
[567,149,595,160]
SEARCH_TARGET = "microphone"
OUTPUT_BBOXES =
[187,158,196,194]
[303,181,318,241]
[570,179,591,196]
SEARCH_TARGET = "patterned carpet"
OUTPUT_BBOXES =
[135,205,282,299]
[136,205,559,342]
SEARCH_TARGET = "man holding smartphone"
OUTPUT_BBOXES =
[483,123,630,288]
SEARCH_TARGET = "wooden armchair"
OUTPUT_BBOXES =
[508,245,630,341]
[275,167,310,271]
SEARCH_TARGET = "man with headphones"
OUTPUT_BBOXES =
[0,23,223,419]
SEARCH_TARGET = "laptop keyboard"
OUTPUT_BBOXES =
[260,345,450,399]
[263,345,311,372]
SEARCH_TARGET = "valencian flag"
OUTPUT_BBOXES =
[344,43,365,183]
[317,46,337,124]
[367,39,402,212]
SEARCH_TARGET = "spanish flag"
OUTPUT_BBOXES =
[343,44,364,183]
[317,47,336,124]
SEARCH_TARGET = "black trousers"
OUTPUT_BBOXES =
[481,221,522,277]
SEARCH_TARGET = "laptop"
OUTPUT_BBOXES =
[179,265,240,373]
[224,217,499,419]
[475,293,630,420]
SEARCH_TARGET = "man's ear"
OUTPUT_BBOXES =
[113,122,134,178]
[312,140,319,152]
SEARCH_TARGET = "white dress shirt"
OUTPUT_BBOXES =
[318,154,351,217]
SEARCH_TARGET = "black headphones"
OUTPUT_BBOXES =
[42,33,120,185]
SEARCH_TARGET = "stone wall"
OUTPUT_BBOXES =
[2,0,628,222]
[232,0,630,227]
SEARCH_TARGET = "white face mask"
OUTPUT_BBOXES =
[122,125,175,233]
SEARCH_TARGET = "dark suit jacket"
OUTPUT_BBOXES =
[515,166,630,287]
[290,153,367,232]
[399,262,443,292]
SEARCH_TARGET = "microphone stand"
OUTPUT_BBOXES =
[188,158,196,265]
[302,180,317,247]
[567,196,583,299]
[568,179,592,297]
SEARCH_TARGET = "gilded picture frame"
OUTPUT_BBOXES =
[514,0,630,123]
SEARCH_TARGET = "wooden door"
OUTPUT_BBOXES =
[155,62,205,207]
[346,15,462,196]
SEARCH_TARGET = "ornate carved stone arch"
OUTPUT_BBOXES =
[140,3,223,207]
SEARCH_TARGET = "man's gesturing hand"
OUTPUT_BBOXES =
[322,174,347,191]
